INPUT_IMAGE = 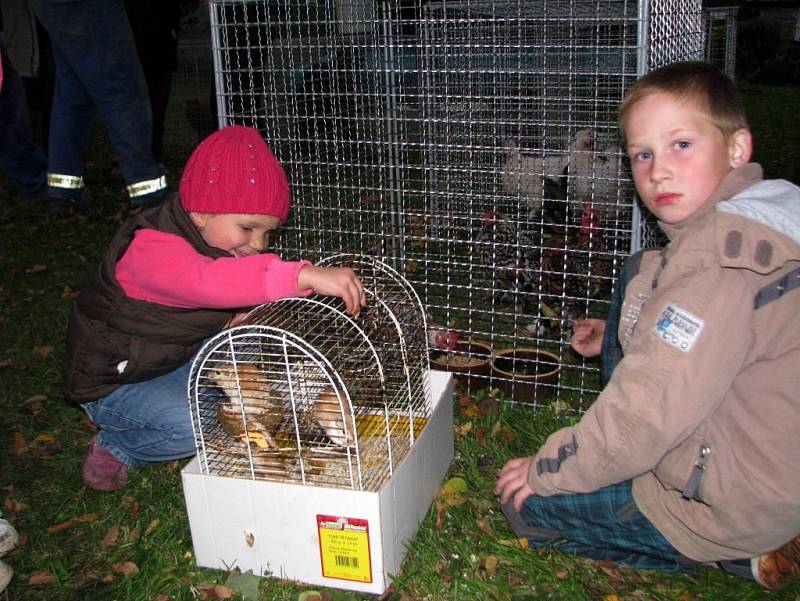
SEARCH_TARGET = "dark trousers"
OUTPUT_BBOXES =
[31,0,162,199]
[0,39,47,198]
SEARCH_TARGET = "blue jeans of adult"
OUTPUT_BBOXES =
[31,0,163,201]
[0,39,47,198]
[82,359,196,467]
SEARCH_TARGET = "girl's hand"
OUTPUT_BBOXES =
[570,318,606,358]
[495,456,536,512]
[298,265,366,315]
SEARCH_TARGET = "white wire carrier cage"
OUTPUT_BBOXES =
[207,0,706,411]
[188,254,433,490]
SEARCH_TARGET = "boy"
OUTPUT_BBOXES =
[65,126,366,492]
[495,61,800,588]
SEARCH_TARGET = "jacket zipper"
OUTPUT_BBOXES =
[682,445,711,501]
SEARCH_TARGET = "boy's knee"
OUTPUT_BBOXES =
[501,499,562,543]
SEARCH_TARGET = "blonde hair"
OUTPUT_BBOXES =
[619,61,749,141]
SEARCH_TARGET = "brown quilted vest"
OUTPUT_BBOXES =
[63,194,233,403]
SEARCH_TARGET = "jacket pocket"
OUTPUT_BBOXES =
[681,444,711,502]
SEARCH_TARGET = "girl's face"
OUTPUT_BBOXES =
[624,92,751,225]
[190,212,281,257]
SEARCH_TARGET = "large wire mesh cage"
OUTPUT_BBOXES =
[188,255,432,491]
[206,0,705,410]
[704,6,739,79]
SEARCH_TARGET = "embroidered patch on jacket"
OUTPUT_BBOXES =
[653,304,704,352]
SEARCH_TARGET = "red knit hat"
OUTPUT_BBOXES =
[179,126,291,223]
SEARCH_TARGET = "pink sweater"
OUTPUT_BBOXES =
[115,229,311,309]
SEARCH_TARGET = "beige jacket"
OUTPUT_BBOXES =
[526,164,800,561]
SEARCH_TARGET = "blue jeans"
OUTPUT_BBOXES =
[83,359,196,467]
[31,0,163,201]
[0,39,48,198]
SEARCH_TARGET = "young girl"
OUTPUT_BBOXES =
[65,125,366,491]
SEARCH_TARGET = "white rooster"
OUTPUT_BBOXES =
[501,139,568,212]
[563,129,623,228]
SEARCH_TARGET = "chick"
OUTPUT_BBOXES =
[312,386,356,447]
[208,363,286,449]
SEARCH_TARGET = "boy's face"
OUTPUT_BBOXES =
[624,92,751,224]
[190,212,281,257]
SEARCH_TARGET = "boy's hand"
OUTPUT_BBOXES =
[495,456,536,512]
[570,318,606,358]
[298,265,366,316]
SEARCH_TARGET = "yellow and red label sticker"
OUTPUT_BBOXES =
[316,515,372,583]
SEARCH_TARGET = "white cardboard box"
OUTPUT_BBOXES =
[181,370,454,595]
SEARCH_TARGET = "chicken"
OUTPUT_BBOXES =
[563,130,623,227]
[312,386,357,447]
[476,210,540,308]
[539,199,615,322]
[426,312,459,351]
[501,139,567,211]
[209,363,286,449]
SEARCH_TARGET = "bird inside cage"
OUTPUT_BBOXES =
[563,129,624,230]
[208,361,356,451]
[500,138,568,212]
[425,311,459,352]
[538,200,615,326]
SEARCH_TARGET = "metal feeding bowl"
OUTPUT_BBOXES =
[490,347,561,401]
[429,339,492,392]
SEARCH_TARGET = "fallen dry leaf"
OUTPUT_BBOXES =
[24,264,47,274]
[32,345,53,358]
[482,555,498,576]
[144,519,160,538]
[0,358,12,369]
[10,432,29,456]
[462,404,479,418]
[555,569,569,580]
[47,513,98,534]
[476,396,500,418]
[61,285,80,300]
[475,425,486,445]
[112,561,139,577]
[28,571,57,586]
[21,396,47,417]
[454,422,473,437]
[3,497,28,513]
[101,525,120,548]
[22,394,47,405]
[32,432,58,446]
[152,595,171,601]
[475,517,494,537]
[196,583,236,600]
[377,583,397,601]
[434,496,446,529]
[121,496,140,519]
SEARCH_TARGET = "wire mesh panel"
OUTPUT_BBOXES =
[208,0,704,411]
[188,256,430,491]
[704,7,738,79]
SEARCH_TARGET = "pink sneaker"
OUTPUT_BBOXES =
[82,438,128,491]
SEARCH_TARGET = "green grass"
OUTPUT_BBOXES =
[1,84,798,601]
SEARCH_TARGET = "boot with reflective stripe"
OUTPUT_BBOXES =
[128,175,168,206]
